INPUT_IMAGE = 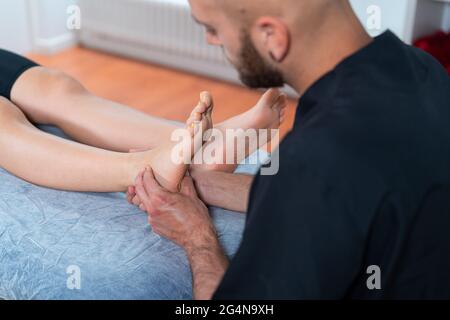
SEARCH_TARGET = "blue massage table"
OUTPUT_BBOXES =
[0,125,267,300]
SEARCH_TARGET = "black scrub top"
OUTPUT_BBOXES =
[214,31,450,299]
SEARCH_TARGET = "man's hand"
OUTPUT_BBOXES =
[134,168,216,250]
[127,185,144,211]
[134,168,229,300]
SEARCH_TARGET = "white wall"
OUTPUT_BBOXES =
[2,0,447,56]
[0,0,77,55]
[412,0,450,41]
[29,0,78,54]
[350,0,414,40]
[0,0,32,53]
[34,0,75,38]
[351,0,449,43]
[443,3,450,31]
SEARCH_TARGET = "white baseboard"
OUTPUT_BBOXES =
[32,32,77,55]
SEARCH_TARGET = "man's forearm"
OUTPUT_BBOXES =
[185,231,229,300]
[190,170,253,213]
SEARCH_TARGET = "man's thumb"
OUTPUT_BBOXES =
[180,176,197,197]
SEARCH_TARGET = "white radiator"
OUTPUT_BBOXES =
[78,0,240,83]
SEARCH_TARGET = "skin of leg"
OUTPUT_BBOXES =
[10,67,183,153]
[10,67,285,174]
[0,97,209,193]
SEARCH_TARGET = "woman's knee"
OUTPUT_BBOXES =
[12,67,88,104]
[39,68,88,98]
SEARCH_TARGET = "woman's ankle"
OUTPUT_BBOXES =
[124,151,152,189]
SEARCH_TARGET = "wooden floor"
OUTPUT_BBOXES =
[28,47,297,139]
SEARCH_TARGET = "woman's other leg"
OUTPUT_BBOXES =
[10,66,182,153]
[8,51,286,175]
[11,67,287,171]
[0,96,144,192]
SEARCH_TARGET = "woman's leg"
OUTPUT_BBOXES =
[0,96,212,193]
[11,66,286,170]
[10,67,182,152]
[192,89,287,173]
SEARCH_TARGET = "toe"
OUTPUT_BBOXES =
[191,103,206,116]
[187,124,196,137]
[274,94,288,110]
[258,88,282,108]
[186,114,201,127]
[192,110,203,122]
[200,92,214,123]
[267,88,282,101]
[205,104,213,119]
[200,91,213,109]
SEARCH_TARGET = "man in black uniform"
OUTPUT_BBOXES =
[132,0,450,299]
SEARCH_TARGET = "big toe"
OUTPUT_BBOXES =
[258,88,282,108]
[275,93,288,110]
[191,102,207,118]
[187,106,202,126]
[201,92,214,123]
[200,91,214,110]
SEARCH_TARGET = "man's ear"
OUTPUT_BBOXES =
[253,16,291,63]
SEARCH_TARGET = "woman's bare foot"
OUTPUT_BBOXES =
[128,93,214,192]
[191,88,287,173]
[217,88,287,132]
[186,91,214,139]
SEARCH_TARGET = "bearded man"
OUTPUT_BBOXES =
[132,0,450,299]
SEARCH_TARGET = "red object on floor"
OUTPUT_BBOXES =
[414,30,450,75]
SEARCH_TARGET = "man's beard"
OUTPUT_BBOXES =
[230,30,285,89]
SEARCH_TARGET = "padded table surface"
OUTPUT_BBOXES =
[0,125,266,299]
